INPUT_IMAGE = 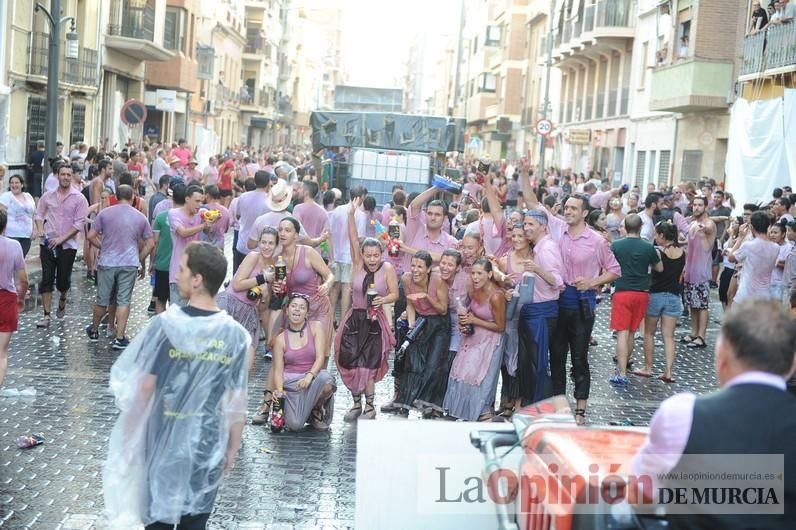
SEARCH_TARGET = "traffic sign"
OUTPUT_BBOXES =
[120,99,148,127]
[535,119,553,136]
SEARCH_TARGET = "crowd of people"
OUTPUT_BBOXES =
[2,141,796,528]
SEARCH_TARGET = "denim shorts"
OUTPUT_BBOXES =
[646,292,683,319]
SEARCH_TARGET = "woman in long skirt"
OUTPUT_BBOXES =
[217,226,277,376]
[253,217,333,423]
[496,223,531,416]
[443,258,507,421]
[393,251,450,415]
[272,294,336,431]
[335,197,398,421]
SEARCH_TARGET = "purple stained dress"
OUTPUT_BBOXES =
[280,325,336,431]
[279,245,333,352]
[443,292,503,421]
[334,264,396,395]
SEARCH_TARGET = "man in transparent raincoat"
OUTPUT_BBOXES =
[103,241,250,529]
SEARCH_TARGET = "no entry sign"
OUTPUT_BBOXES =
[120,99,148,127]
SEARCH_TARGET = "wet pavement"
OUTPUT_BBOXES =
[0,247,721,529]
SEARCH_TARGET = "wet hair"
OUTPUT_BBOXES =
[692,196,708,207]
[543,195,557,209]
[204,185,221,200]
[259,226,278,242]
[655,221,678,244]
[463,229,482,244]
[287,292,311,312]
[98,159,112,173]
[721,299,796,376]
[244,178,257,191]
[185,184,203,199]
[363,196,376,213]
[743,203,760,213]
[412,250,433,270]
[472,257,493,273]
[254,170,270,188]
[0,209,6,234]
[360,237,383,253]
[407,192,420,204]
[172,183,187,206]
[303,179,319,199]
[118,172,134,187]
[184,241,227,296]
[750,210,771,234]
[393,205,407,224]
[427,199,446,214]
[480,196,490,213]
[441,248,462,266]
[159,174,171,189]
[587,209,605,231]
[279,216,301,234]
[323,190,336,208]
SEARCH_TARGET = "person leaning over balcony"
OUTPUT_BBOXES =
[749,1,770,33]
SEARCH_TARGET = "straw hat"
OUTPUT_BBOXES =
[168,156,181,166]
[266,179,292,211]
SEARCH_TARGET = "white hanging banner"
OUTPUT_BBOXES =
[725,90,795,211]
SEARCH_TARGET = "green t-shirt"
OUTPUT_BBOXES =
[610,236,660,292]
[152,210,174,272]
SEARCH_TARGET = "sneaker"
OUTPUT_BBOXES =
[36,316,51,328]
[610,375,629,386]
[264,349,273,360]
[111,337,130,350]
[86,325,99,342]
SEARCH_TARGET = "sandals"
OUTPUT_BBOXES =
[658,374,676,384]
[344,395,363,422]
[310,405,329,431]
[361,394,376,420]
[498,405,514,418]
[686,336,707,348]
[56,297,67,319]
[631,369,652,378]
[36,311,51,328]
[574,408,586,426]
[251,390,273,425]
[680,334,697,344]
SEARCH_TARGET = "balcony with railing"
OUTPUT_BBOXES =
[553,0,635,62]
[650,57,734,112]
[740,22,796,79]
[27,32,99,88]
[245,27,266,55]
[106,0,171,62]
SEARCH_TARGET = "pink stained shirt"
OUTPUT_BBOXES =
[559,225,621,286]
[404,204,458,266]
[172,147,192,167]
[235,190,271,254]
[228,197,240,230]
[203,202,231,249]
[480,215,505,257]
[293,201,330,238]
[35,185,89,250]
[328,204,367,265]
[0,236,25,294]
[684,225,713,284]
[92,203,153,268]
[168,208,203,283]
[249,210,308,248]
[203,165,219,186]
[151,198,173,226]
[531,235,564,302]
[588,190,614,210]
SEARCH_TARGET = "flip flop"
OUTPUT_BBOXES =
[679,334,696,343]
[658,375,676,384]
[631,369,652,378]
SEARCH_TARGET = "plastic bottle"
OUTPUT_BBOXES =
[366,283,378,320]
[456,296,474,335]
[387,217,401,257]
[275,255,286,282]
[518,272,536,306]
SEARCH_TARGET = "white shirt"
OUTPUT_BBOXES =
[734,236,780,302]
[0,191,36,238]
[639,210,656,242]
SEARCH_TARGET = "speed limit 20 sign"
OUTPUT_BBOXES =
[535,119,553,136]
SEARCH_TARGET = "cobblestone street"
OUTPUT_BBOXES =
[0,253,722,529]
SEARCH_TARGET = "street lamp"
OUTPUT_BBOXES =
[34,0,78,160]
